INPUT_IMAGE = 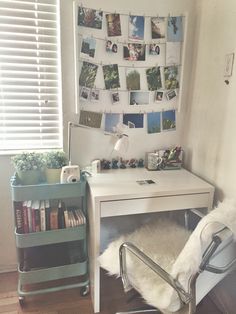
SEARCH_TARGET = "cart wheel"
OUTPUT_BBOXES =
[80,285,89,296]
[19,296,25,306]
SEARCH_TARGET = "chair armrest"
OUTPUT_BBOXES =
[201,227,236,274]
[119,242,192,305]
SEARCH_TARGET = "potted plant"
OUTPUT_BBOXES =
[11,152,45,185]
[44,150,68,183]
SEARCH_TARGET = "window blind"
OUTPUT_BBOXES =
[0,0,62,151]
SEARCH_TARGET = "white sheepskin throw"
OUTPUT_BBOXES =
[99,199,236,313]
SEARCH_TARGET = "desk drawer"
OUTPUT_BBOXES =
[100,193,210,217]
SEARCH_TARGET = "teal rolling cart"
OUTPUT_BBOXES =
[11,175,89,305]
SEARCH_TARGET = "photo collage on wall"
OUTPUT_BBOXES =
[77,6,184,134]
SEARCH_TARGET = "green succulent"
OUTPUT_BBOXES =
[11,152,45,172]
[44,150,68,169]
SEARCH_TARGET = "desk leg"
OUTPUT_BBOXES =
[88,195,101,313]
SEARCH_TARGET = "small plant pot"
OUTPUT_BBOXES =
[45,168,61,184]
[17,170,43,185]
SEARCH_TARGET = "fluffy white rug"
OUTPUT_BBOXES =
[99,199,236,313]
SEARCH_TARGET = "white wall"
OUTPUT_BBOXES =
[0,0,195,271]
[61,0,196,167]
[181,0,236,202]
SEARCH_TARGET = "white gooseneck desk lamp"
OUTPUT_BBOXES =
[60,121,89,183]
[60,121,129,183]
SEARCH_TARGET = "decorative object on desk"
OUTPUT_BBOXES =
[111,158,119,169]
[11,152,45,185]
[137,158,144,168]
[44,151,67,184]
[119,158,128,169]
[91,159,101,174]
[101,159,111,170]
[146,152,163,170]
[128,158,137,168]
[159,146,183,170]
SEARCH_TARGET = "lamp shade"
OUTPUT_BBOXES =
[114,134,129,155]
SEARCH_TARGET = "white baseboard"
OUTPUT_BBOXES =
[0,264,17,273]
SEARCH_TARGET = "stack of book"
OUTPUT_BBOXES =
[14,200,86,234]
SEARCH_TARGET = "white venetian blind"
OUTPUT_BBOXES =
[0,0,62,151]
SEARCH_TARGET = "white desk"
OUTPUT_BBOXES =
[87,168,214,313]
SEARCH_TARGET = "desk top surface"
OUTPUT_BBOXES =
[87,168,214,201]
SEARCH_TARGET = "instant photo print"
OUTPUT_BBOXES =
[79,110,102,128]
[146,67,162,91]
[103,64,120,89]
[106,13,122,37]
[90,88,100,102]
[123,114,144,128]
[80,87,90,101]
[80,36,96,59]
[167,16,183,42]
[151,17,166,39]
[126,68,141,90]
[106,40,118,53]
[123,43,146,61]
[78,7,103,29]
[79,61,98,88]
[166,89,177,101]
[162,110,176,131]
[128,15,145,41]
[155,91,164,102]
[111,91,120,104]
[129,91,149,105]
